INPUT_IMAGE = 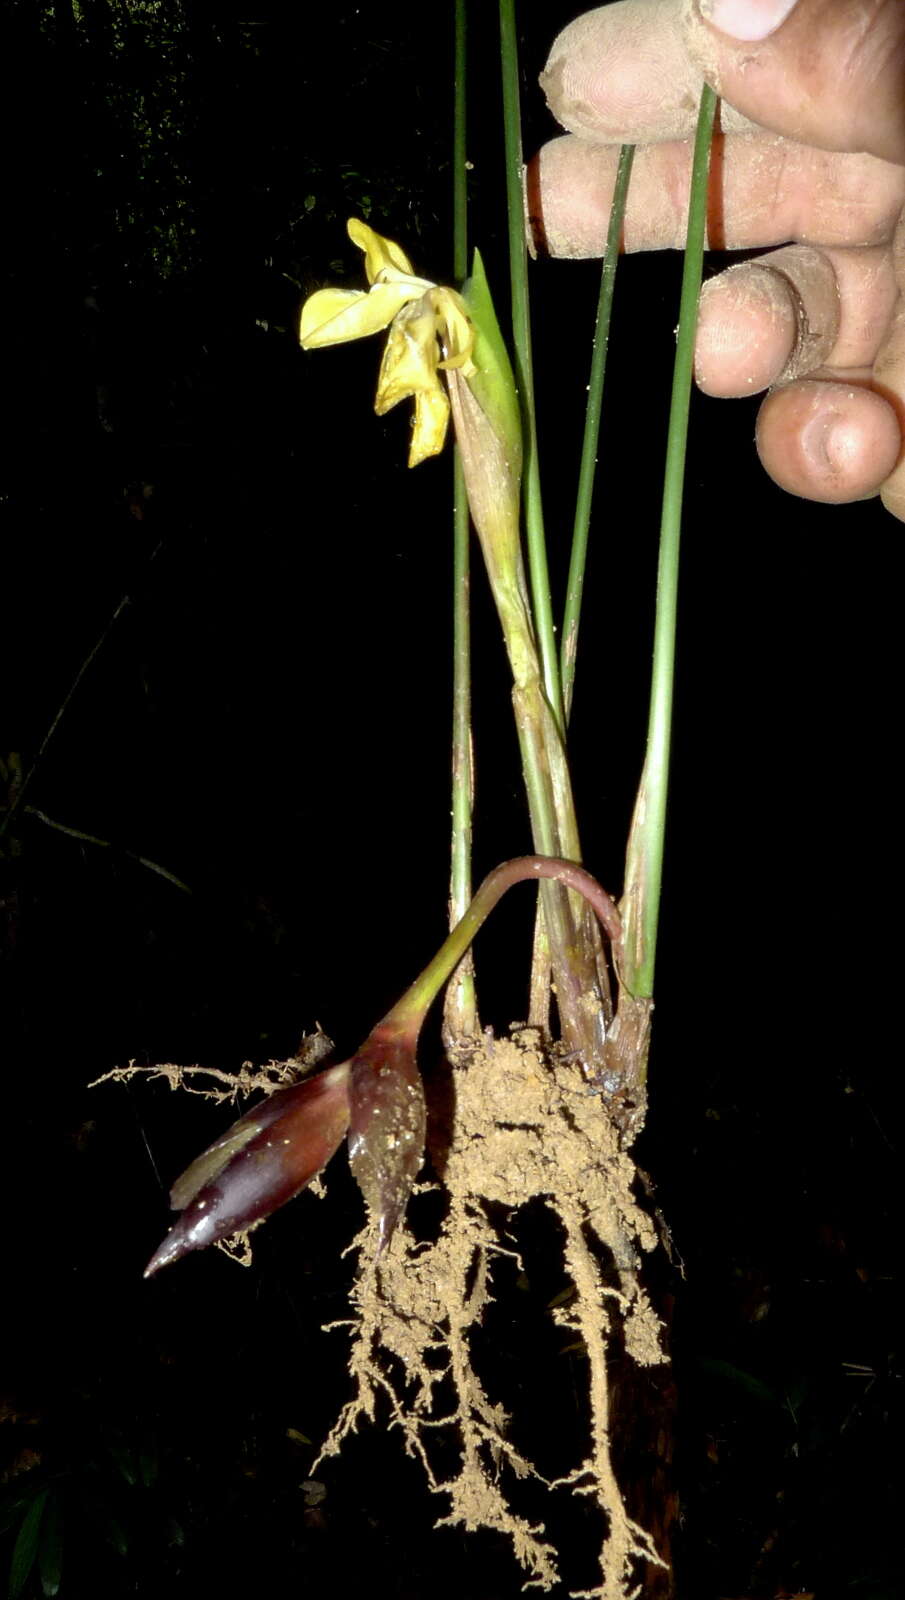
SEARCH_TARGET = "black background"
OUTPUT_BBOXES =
[1,2,898,1596]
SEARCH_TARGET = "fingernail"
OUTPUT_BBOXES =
[802,411,849,475]
[701,0,799,42]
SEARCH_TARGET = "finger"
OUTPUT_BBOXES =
[527,132,905,259]
[540,0,758,145]
[695,244,898,396]
[754,379,901,502]
[873,207,905,520]
[685,0,905,165]
[541,1,905,164]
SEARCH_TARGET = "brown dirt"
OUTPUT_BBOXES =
[98,1024,669,1596]
[317,1028,667,1598]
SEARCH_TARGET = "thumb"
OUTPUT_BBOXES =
[874,206,905,521]
[684,0,905,164]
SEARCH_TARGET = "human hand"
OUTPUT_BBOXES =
[530,0,905,518]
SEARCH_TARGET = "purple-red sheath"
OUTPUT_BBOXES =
[144,1061,351,1277]
[347,1021,426,1252]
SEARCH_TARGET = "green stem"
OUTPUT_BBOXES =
[561,143,635,725]
[387,855,623,1029]
[444,0,478,1037]
[446,368,610,1057]
[495,3,613,1035]
[622,86,717,997]
[498,0,564,739]
[452,0,468,284]
[444,447,479,1035]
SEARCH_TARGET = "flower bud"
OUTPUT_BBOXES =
[144,1062,351,1277]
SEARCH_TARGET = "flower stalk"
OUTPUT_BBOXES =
[300,223,611,1071]
[451,256,612,1062]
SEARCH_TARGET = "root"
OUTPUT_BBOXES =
[317,1029,667,1595]
[103,1024,668,1594]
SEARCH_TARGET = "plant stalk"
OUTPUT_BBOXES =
[498,0,563,739]
[561,143,635,724]
[621,86,717,997]
[447,367,611,1063]
[444,0,479,1039]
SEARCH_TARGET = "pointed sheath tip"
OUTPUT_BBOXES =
[143,1232,180,1278]
[143,1204,222,1278]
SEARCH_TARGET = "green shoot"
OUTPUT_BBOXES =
[622,85,718,999]
[561,144,635,725]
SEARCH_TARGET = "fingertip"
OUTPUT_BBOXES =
[540,3,704,146]
[696,247,845,396]
[696,264,798,395]
[756,380,902,504]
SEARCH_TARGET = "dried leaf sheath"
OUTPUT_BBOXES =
[347,1020,426,1253]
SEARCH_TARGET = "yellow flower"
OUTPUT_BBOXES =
[299,218,476,467]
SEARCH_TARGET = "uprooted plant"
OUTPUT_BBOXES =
[96,7,718,1593]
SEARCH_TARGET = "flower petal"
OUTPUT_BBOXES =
[432,288,476,374]
[373,299,451,465]
[144,1062,351,1276]
[300,282,419,348]
[374,298,441,412]
[347,217,415,282]
[409,385,450,467]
